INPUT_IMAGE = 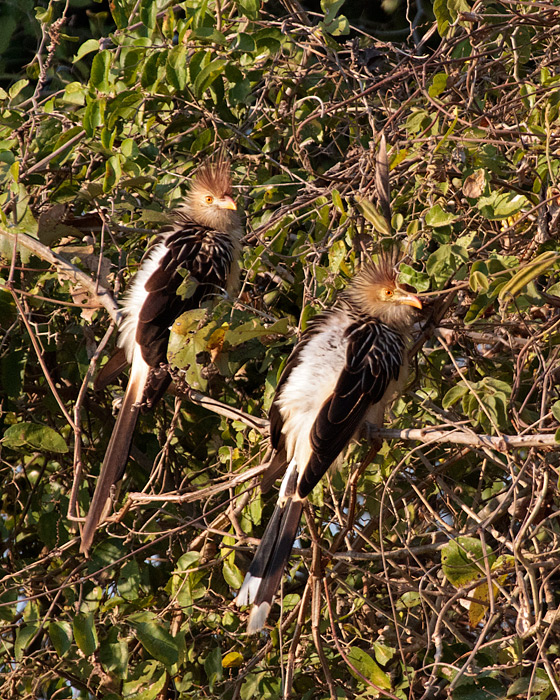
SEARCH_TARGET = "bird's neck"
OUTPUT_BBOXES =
[182,200,242,234]
[346,300,417,335]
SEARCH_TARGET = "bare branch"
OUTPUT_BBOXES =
[0,228,119,322]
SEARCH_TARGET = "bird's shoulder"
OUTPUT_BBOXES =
[162,210,222,244]
[344,315,406,376]
[150,215,237,275]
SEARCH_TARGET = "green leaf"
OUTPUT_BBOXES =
[232,33,256,53]
[552,400,560,422]
[373,642,395,666]
[194,59,227,99]
[506,673,552,698]
[204,647,223,694]
[477,191,528,220]
[328,239,346,273]
[0,587,18,622]
[355,196,390,235]
[83,97,104,136]
[2,422,68,453]
[15,623,39,661]
[238,0,259,19]
[62,81,87,105]
[141,51,162,90]
[442,384,468,409]
[167,309,212,390]
[73,38,100,63]
[433,0,471,37]
[73,613,98,657]
[346,647,392,689]
[320,14,349,36]
[166,45,188,90]
[129,613,179,669]
[442,536,495,587]
[498,251,558,301]
[118,559,142,600]
[224,317,290,346]
[103,155,122,192]
[425,203,457,227]
[398,264,430,292]
[122,663,167,700]
[426,243,468,287]
[222,559,244,589]
[469,269,489,292]
[140,0,157,29]
[397,591,421,609]
[229,77,251,105]
[191,27,227,45]
[98,628,129,678]
[90,49,111,90]
[9,79,29,100]
[429,72,448,97]
[48,621,73,658]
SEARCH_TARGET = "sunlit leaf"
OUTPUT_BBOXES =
[346,647,392,689]
[2,422,68,453]
[442,537,495,587]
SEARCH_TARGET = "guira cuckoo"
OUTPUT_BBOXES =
[80,159,243,554]
[235,249,422,632]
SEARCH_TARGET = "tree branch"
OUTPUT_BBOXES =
[0,228,119,322]
[369,427,559,450]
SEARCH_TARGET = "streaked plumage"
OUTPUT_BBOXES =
[235,249,422,633]
[80,159,243,555]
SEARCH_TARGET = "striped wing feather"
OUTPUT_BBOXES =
[298,320,404,498]
[137,223,234,367]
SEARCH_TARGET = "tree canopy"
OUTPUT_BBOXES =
[1,0,560,698]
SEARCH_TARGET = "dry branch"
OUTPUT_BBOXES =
[0,228,119,321]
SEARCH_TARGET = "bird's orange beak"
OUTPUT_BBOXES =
[400,293,423,309]
[218,196,237,211]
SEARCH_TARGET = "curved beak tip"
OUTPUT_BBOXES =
[220,196,237,211]
[404,295,423,310]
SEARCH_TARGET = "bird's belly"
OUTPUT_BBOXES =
[276,325,347,467]
[117,242,168,363]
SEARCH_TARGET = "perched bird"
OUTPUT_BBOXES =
[80,158,243,555]
[235,249,422,633]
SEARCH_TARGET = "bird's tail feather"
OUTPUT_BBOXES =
[80,353,150,554]
[236,462,304,633]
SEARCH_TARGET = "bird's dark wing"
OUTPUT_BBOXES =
[137,222,235,368]
[298,319,405,498]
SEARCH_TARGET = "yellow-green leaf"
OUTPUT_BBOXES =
[346,646,392,689]
[355,196,390,235]
[498,251,558,301]
[222,651,244,668]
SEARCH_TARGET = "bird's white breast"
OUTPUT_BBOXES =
[117,239,169,362]
[275,310,351,473]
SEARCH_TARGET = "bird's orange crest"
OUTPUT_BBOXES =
[191,154,233,199]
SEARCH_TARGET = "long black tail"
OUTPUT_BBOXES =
[236,463,304,633]
[80,354,149,554]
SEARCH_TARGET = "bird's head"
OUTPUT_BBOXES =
[347,248,423,331]
[185,158,242,232]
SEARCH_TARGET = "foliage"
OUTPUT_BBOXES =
[1,0,560,698]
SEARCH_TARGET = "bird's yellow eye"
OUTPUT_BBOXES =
[384,289,394,298]
[205,195,214,204]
